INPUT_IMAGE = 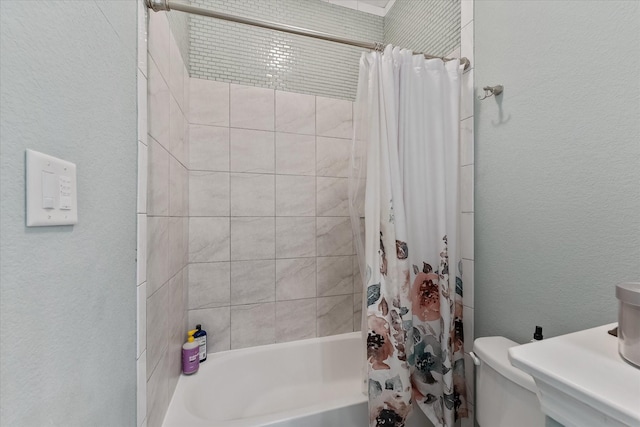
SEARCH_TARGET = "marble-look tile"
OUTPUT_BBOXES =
[317,217,353,256]
[169,96,186,165]
[276,258,316,301]
[353,255,363,293]
[230,217,275,261]
[276,299,316,343]
[182,260,189,307]
[166,327,182,400]
[188,306,231,353]
[461,0,473,28]
[230,129,274,174]
[460,117,474,166]
[137,282,147,358]
[275,91,315,135]
[462,259,474,309]
[189,125,229,172]
[169,156,187,217]
[148,57,170,150]
[461,69,474,120]
[136,350,147,427]
[461,213,474,260]
[231,303,276,349]
[461,165,474,213]
[231,260,276,305]
[230,84,274,131]
[230,173,275,216]
[137,214,147,286]
[146,282,168,378]
[169,34,184,110]
[137,141,148,214]
[188,262,230,309]
[316,177,349,216]
[146,353,167,427]
[147,11,169,80]
[188,217,230,262]
[316,96,353,139]
[275,217,316,258]
[275,175,315,216]
[181,217,189,267]
[137,69,148,146]
[168,217,185,278]
[183,63,189,118]
[147,216,169,296]
[167,270,185,394]
[316,136,350,177]
[317,294,353,337]
[275,132,315,176]
[189,171,230,216]
[317,256,353,297]
[353,292,363,331]
[182,115,190,169]
[148,137,169,216]
[461,21,474,69]
[463,305,474,354]
[189,78,229,126]
[181,160,189,216]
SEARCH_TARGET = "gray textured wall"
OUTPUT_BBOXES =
[384,0,461,57]
[189,0,383,100]
[0,1,137,425]
[474,0,640,344]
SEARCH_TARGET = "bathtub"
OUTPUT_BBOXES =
[162,332,366,427]
[162,332,432,427]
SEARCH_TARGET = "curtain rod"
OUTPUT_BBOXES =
[146,0,471,71]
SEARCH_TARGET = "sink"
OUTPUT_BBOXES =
[508,324,640,427]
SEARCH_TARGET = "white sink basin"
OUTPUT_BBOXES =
[508,324,640,427]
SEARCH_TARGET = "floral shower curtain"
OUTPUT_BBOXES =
[349,45,467,427]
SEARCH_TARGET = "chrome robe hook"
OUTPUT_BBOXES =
[478,85,503,100]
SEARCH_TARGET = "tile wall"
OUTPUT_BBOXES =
[136,1,148,426]
[136,2,473,425]
[384,0,461,58]
[186,79,363,352]
[188,0,383,100]
[459,1,475,425]
[140,7,191,427]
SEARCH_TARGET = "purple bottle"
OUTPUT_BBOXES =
[182,330,199,375]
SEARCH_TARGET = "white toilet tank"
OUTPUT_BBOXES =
[472,337,546,427]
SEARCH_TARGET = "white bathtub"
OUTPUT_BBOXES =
[162,332,432,427]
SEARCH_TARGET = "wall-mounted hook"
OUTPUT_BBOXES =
[478,85,503,100]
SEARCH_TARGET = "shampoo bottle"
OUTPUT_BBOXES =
[530,326,543,342]
[182,330,199,375]
[194,324,207,363]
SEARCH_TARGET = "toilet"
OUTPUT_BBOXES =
[471,337,546,427]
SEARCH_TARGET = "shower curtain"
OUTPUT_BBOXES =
[349,45,467,427]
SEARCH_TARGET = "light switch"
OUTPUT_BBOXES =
[59,175,72,210]
[42,171,56,209]
[26,149,78,226]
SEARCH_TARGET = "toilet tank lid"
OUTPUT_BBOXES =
[473,336,537,393]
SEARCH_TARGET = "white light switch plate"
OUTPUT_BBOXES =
[26,149,78,226]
